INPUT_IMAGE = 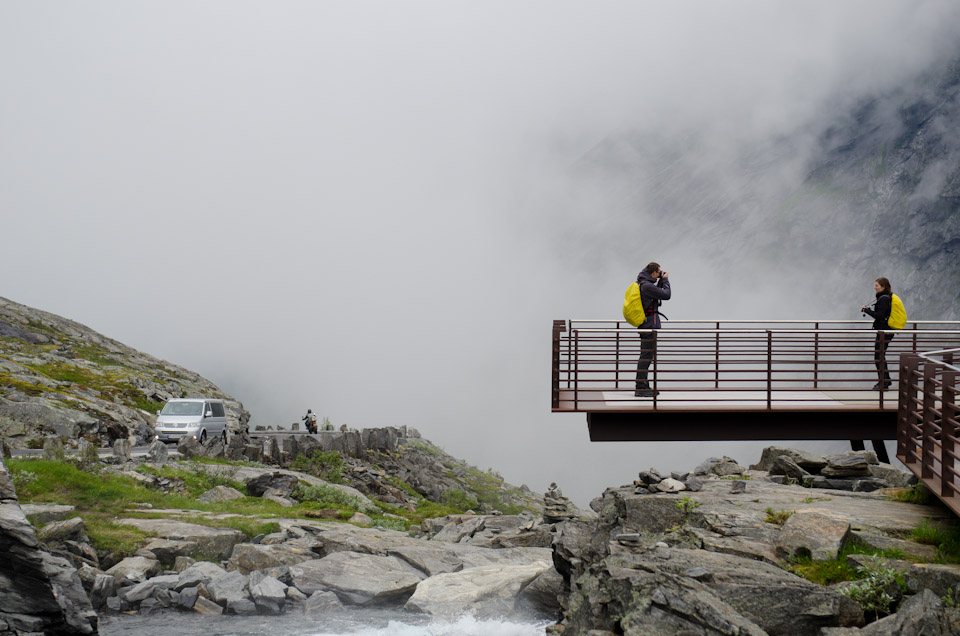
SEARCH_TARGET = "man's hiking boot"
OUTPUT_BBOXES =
[634,388,659,398]
[872,382,892,391]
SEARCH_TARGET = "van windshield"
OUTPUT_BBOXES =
[160,402,203,416]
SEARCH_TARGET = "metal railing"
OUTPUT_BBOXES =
[552,320,960,412]
[897,349,960,513]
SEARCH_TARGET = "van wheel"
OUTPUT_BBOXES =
[199,430,207,444]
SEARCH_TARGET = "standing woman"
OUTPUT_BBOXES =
[852,276,894,463]
[861,277,895,391]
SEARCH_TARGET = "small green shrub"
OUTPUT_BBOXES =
[371,517,408,531]
[676,497,700,515]
[12,469,38,493]
[765,508,795,526]
[838,558,901,620]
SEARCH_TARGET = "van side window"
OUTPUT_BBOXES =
[211,402,225,417]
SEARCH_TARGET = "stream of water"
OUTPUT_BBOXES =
[98,610,551,636]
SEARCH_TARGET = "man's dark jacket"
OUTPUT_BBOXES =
[637,271,672,329]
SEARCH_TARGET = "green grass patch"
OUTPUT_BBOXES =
[408,441,442,457]
[290,450,344,483]
[789,540,911,586]
[911,520,960,563]
[442,488,479,512]
[82,517,154,559]
[294,483,379,515]
[888,484,933,506]
[0,372,58,397]
[129,394,165,414]
[463,468,527,515]
[138,462,247,497]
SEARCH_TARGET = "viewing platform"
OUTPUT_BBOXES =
[551,319,960,442]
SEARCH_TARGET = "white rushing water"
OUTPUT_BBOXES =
[99,610,551,636]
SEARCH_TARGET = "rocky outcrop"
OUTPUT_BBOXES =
[0,296,250,448]
[0,456,98,635]
[547,447,960,636]
[94,514,562,618]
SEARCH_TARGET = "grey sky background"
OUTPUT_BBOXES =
[3,2,960,505]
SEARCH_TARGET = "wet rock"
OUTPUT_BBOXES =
[106,555,162,584]
[192,595,224,615]
[177,585,199,609]
[304,590,344,616]
[227,598,257,615]
[249,571,287,615]
[206,570,250,606]
[288,552,424,604]
[404,561,553,618]
[227,542,317,575]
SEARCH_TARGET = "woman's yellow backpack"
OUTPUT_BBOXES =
[888,294,907,329]
[623,282,645,327]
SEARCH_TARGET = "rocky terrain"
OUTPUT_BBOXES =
[0,296,249,446]
[6,438,960,635]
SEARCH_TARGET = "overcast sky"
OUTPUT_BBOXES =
[3,2,960,504]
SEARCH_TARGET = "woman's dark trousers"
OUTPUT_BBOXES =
[875,332,894,384]
[635,330,657,390]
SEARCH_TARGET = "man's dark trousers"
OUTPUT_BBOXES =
[635,330,657,389]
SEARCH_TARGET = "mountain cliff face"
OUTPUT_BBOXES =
[0,297,249,448]
[570,56,960,321]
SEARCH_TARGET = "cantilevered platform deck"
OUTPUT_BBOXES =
[552,319,960,442]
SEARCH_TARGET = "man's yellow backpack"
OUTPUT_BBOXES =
[888,294,907,329]
[623,282,645,327]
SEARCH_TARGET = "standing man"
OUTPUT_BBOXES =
[635,262,671,398]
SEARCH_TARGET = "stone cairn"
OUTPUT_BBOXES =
[543,483,574,523]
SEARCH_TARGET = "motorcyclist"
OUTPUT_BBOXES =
[302,409,318,434]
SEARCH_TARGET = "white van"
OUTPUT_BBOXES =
[155,398,228,444]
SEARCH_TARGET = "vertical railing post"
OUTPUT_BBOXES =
[921,361,936,479]
[615,322,621,389]
[552,320,565,409]
[942,353,957,499]
[573,329,579,411]
[715,321,721,389]
[897,354,919,463]
[813,322,820,389]
[767,330,773,409]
